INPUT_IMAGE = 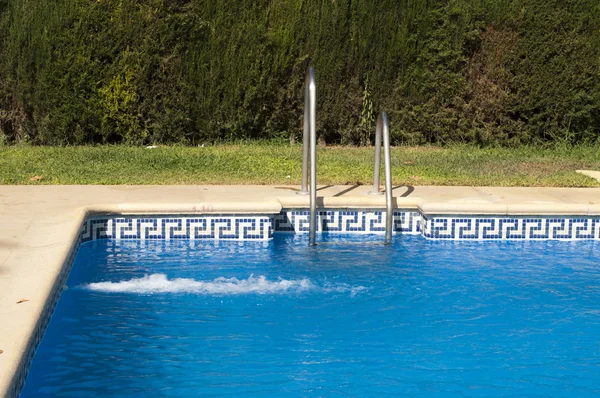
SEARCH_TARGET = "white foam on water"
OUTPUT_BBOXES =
[81,274,366,296]
[322,283,368,297]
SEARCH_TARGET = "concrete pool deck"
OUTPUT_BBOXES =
[3,184,600,397]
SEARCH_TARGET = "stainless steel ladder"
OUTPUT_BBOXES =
[368,112,393,244]
[297,66,317,246]
[298,67,392,245]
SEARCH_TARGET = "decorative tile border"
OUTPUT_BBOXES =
[80,211,423,242]
[78,212,600,242]
[274,210,422,234]
[81,215,274,242]
[422,216,600,240]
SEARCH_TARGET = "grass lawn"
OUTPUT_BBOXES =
[1,144,600,187]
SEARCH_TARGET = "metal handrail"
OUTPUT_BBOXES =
[297,67,317,246]
[369,112,393,244]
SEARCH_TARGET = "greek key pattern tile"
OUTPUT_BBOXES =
[394,211,422,234]
[79,212,600,242]
[422,216,600,240]
[274,210,422,234]
[81,216,274,241]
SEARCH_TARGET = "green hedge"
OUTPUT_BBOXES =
[0,0,599,146]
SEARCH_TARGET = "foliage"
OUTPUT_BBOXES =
[0,0,599,146]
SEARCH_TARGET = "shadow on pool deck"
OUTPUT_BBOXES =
[333,184,414,198]
[394,185,415,197]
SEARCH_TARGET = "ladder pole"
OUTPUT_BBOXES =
[308,67,317,246]
[381,112,393,244]
[298,82,310,195]
[369,114,384,196]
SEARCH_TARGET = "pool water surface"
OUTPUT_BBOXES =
[21,235,600,397]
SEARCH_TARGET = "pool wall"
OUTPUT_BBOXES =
[9,207,600,397]
[81,210,600,242]
[81,210,423,241]
[423,215,600,239]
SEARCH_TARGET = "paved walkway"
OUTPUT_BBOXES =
[2,185,600,396]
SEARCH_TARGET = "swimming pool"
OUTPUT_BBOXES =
[20,233,600,397]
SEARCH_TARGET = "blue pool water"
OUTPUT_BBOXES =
[21,235,600,397]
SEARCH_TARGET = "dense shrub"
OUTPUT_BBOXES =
[0,0,599,145]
